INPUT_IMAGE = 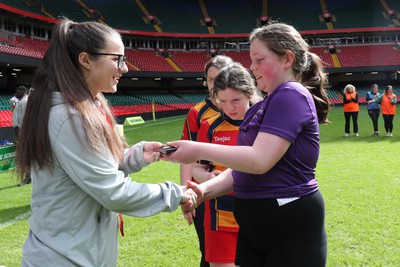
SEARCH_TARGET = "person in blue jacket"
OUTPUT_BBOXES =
[366,84,381,136]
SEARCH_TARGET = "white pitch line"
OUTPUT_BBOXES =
[0,211,31,230]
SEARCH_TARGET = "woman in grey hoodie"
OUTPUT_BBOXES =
[15,18,196,267]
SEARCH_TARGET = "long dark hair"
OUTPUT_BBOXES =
[16,19,126,177]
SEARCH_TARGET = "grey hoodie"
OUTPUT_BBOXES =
[21,92,183,267]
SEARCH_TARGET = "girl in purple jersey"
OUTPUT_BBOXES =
[165,22,330,267]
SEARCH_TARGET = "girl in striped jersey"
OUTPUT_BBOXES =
[180,55,233,267]
[191,63,262,267]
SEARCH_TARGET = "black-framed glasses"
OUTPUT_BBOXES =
[90,52,127,69]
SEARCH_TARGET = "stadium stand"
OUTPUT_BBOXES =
[134,0,206,33]
[38,0,89,22]
[222,51,252,69]
[0,0,43,14]
[0,0,398,33]
[0,0,399,127]
[326,0,392,29]
[338,44,400,67]
[125,49,177,72]
[83,0,156,31]
[310,47,335,69]
[200,0,260,33]
[170,51,211,72]
[326,89,342,105]
[0,95,12,127]
[2,35,399,71]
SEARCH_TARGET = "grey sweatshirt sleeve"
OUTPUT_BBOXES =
[52,114,183,217]
[120,142,150,175]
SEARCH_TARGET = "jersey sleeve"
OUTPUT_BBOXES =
[181,107,199,141]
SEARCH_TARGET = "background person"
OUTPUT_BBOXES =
[165,22,330,267]
[343,84,359,137]
[366,84,381,136]
[9,89,20,112]
[15,19,195,267]
[180,55,233,267]
[374,85,397,136]
[14,86,31,186]
[191,62,261,267]
[10,85,28,142]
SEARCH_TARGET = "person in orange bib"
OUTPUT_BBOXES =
[343,84,359,137]
[373,85,397,137]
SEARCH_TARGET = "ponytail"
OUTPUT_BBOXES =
[301,52,330,124]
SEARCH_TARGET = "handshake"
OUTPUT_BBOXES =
[180,181,203,225]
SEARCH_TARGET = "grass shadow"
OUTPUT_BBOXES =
[0,184,20,192]
[0,204,31,224]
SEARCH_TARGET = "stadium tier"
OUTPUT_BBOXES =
[1,0,399,32]
[1,35,399,71]
[0,1,399,128]
[338,44,400,67]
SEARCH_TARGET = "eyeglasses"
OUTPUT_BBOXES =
[90,53,127,69]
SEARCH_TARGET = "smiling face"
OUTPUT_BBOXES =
[249,38,290,94]
[216,87,250,120]
[83,34,128,97]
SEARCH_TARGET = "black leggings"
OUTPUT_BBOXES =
[234,191,327,267]
[344,111,358,133]
[382,114,394,133]
[368,109,380,132]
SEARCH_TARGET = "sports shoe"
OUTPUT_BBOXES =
[354,133,359,137]
[344,133,349,137]
[386,132,390,137]
[389,132,393,137]
[376,131,380,137]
